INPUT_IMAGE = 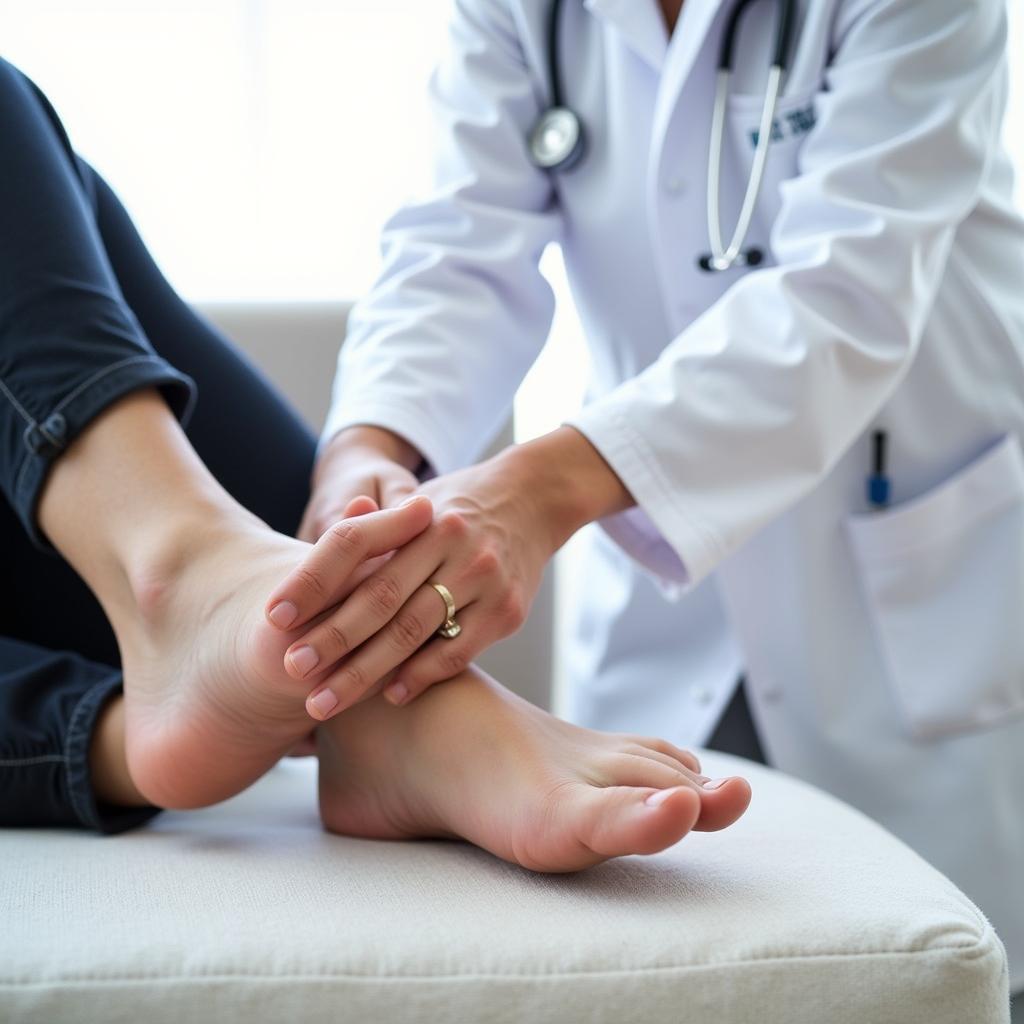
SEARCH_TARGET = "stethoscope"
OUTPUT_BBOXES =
[528,0,797,273]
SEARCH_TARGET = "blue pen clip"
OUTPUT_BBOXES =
[867,430,890,509]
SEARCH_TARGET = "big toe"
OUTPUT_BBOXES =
[576,785,702,863]
[694,776,752,832]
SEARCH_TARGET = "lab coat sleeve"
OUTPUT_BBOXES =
[568,0,1007,587]
[321,0,560,475]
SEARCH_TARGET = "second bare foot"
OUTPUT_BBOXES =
[317,668,751,872]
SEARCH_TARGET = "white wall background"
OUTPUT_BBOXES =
[2,0,1022,443]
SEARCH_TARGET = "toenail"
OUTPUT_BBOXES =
[702,778,729,790]
[645,789,675,807]
[384,682,409,706]
[309,688,339,718]
[268,601,299,629]
[290,645,320,676]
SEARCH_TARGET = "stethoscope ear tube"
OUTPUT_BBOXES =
[719,0,795,72]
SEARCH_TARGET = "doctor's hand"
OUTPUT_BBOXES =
[268,426,634,722]
[297,425,422,543]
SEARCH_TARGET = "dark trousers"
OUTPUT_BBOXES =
[0,59,316,832]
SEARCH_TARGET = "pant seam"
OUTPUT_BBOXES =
[0,755,68,767]
[13,451,35,513]
[0,372,37,427]
[63,678,114,830]
[9,355,195,547]
[50,354,159,417]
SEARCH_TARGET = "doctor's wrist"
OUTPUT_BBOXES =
[317,425,424,479]
[505,426,634,549]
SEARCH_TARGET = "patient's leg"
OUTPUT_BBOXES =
[38,390,432,811]
[317,667,751,871]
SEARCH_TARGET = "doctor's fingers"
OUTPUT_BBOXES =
[266,496,434,631]
[283,527,449,682]
[304,591,481,720]
[298,487,380,544]
[379,591,529,707]
[284,507,499,684]
[288,509,519,689]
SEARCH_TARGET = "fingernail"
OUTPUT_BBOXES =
[645,788,675,807]
[308,688,339,719]
[384,682,409,706]
[703,778,730,790]
[268,601,298,629]
[289,645,320,676]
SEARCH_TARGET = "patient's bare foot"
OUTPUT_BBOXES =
[317,668,751,871]
[114,504,432,810]
[33,390,433,811]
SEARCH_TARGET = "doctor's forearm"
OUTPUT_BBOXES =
[503,426,635,548]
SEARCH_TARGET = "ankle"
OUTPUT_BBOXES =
[125,506,262,624]
[36,390,256,617]
[89,696,149,807]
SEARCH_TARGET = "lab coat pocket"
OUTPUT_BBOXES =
[846,434,1024,741]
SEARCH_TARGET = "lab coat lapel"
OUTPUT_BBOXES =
[583,0,668,73]
[650,0,725,150]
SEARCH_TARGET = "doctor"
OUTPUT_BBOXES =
[267,0,1024,985]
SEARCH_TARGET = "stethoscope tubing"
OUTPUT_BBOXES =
[705,0,795,271]
[531,0,798,271]
[705,63,783,271]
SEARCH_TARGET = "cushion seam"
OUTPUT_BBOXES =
[0,934,1001,988]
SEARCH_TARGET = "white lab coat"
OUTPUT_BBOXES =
[325,0,1024,983]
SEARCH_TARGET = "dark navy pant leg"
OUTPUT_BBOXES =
[0,638,158,832]
[0,58,196,545]
[0,60,318,831]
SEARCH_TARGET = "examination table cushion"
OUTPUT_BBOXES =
[0,752,1009,1023]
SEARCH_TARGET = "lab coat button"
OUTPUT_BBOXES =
[664,176,686,195]
[690,685,713,706]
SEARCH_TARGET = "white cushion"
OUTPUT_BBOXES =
[1,752,1009,1023]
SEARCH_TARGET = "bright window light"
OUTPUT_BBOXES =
[0,0,448,302]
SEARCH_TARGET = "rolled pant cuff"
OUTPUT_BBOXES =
[10,353,196,548]
[64,674,160,835]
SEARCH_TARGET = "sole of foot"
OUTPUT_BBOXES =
[120,524,330,810]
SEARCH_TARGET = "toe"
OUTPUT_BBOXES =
[638,738,702,775]
[603,753,702,792]
[693,777,752,832]
[579,785,702,860]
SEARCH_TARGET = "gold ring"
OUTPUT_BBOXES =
[430,582,462,639]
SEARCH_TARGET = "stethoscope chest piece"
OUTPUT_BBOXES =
[529,106,585,171]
